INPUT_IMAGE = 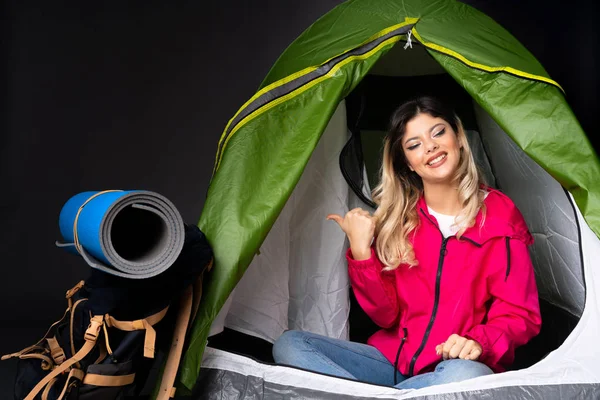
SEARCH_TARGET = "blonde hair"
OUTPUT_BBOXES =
[372,97,486,270]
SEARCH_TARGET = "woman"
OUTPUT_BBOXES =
[272,96,541,390]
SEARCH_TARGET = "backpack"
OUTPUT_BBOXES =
[2,223,213,400]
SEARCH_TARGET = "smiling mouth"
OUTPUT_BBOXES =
[427,153,447,166]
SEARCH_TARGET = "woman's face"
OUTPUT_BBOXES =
[400,112,462,185]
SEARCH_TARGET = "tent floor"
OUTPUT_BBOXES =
[208,327,276,364]
[207,294,579,373]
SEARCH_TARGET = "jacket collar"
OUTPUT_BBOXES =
[416,189,533,245]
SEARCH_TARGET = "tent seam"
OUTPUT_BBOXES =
[410,28,564,92]
[212,19,419,175]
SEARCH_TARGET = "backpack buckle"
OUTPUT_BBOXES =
[66,280,85,299]
[84,316,104,342]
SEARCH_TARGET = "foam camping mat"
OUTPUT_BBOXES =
[56,190,185,279]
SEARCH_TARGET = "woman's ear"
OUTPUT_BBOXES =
[408,164,414,171]
[455,132,464,150]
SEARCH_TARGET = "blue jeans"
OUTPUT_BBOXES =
[272,330,493,390]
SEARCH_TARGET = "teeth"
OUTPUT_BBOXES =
[428,154,446,165]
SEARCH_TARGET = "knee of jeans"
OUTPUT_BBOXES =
[435,359,493,379]
[272,330,306,363]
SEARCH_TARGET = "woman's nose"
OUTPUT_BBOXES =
[425,141,439,153]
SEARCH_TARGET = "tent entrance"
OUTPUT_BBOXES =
[341,40,584,370]
[207,40,585,377]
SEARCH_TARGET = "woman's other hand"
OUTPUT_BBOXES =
[327,208,376,261]
[435,334,482,361]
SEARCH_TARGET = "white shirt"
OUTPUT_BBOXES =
[427,207,459,238]
[427,192,489,238]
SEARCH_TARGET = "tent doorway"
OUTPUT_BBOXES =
[342,42,584,372]
[207,40,584,377]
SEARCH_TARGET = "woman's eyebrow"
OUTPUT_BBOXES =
[404,123,445,145]
[429,123,445,133]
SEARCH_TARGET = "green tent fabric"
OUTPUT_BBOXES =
[179,0,599,391]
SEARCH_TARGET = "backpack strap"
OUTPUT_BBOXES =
[41,377,58,400]
[191,258,213,322]
[82,372,136,387]
[56,368,85,400]
[94,332,109,364]
[157,257,213,400]
[69,297,88,366]
[156,285,193,400]
[18,353,54,371]
[1,307,71,362]
[46,336,66,365]
[24,315,104,400]
[104,305,169,358]
[102,323,115,356]
[1,280,86,365]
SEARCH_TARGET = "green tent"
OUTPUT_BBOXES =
[179,0,600,398]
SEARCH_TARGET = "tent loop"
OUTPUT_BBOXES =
[403,30,413,50]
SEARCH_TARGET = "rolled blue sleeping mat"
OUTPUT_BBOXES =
[56,190,185,279]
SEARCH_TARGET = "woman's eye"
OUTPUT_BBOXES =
[433,128,446,137]
[407,143,420,150]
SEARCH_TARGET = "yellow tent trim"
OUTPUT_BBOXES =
[213,18,419,173]
[410,28,563,92]
[214,35,403,172]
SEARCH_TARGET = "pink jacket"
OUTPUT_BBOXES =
[347,189,541,376]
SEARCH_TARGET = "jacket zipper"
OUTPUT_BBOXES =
[393,328,408,385]
[406,209,483,376]
[408,236,448,376]
[406,209,451,377]
[505,237,511,281]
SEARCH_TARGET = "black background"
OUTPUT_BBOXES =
[1,0,598,395]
